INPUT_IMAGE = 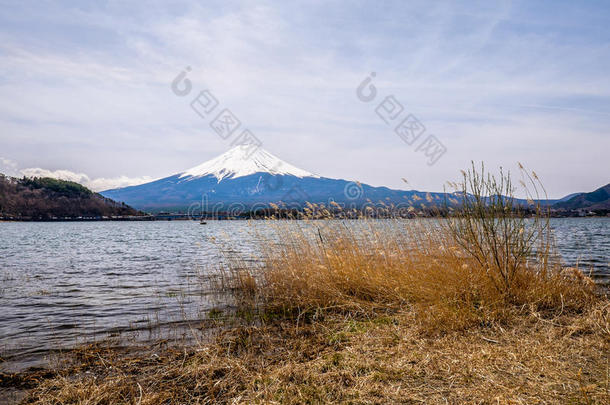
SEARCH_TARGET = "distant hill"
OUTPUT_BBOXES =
[0,174,141,220]
[556,192,584,202]
[553,183,610,212]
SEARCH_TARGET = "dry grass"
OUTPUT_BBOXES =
[15,302,609,404]
[247,218,598,335]
[241,165,599,334]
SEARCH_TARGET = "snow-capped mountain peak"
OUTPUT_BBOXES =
[179,146,319,182]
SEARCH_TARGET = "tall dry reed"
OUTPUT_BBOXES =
[232,165,598,331]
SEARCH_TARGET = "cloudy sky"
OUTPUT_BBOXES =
[0,0,608,197]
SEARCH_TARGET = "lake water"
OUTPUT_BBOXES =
[0,218,608,371]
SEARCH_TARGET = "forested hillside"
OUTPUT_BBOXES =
[0,174,141,219]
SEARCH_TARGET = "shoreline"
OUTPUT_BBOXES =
[2,214,610,223]
[3,300,608,404]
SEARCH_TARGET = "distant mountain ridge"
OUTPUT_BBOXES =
[0,174,141,219]
[555,192,584,202]
[101,146,449,213]
[100,146,608,215]
[553,183,610,211]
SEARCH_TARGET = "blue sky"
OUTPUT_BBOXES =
[0,0,608,197]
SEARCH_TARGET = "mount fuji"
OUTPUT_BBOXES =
[100,146,442,213]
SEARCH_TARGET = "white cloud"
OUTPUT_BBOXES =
[85,175,155,192]
[18,168,153,192]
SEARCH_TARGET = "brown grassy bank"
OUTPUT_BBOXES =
[7,302,607,404]
[6,166,610,404]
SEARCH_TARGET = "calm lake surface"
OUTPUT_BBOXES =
[1,218,608,370]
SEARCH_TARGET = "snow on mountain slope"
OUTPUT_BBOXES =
[179,146,318,182]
